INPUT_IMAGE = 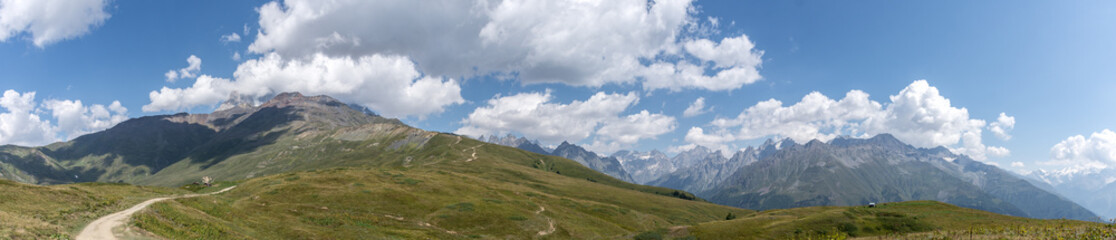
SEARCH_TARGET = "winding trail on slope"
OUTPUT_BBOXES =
[464,144,480,162]
[76,186,237,240]
[536,205,555,236]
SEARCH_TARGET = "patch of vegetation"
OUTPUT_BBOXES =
[633,230,664,240]
[446,202,476,212]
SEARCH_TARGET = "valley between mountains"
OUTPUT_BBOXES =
[0,93,1112,239]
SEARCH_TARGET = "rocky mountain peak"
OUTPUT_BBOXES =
[557,141,574,149]
[215,91,257,112]
[259,92,345,109]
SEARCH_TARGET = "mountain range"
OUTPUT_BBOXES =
[705,135,1098,221]
[1029,167,1116,220]
[491,134,1101,221]
[481,134,635,183]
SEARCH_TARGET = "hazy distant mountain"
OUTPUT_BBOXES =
[1029,168,1116,220]
[648,139,784,194]
[480,135,636,183]
[611,150,672,184]
[551,142,635,183]
[704,134,1099,221]
[482,134,550,155]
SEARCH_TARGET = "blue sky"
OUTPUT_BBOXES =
[2,0,1115,174]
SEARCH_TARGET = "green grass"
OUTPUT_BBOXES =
[132,161,751,239]
[0,179,185,239]
[689,201,1108,240]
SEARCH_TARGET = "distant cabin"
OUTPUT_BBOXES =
[868,202,876,208]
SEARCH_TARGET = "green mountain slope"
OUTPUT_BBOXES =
[133,158,750,239]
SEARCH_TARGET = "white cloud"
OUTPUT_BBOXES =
[1045,129,1116,169]
[246,0,764,91]
[0,90,128,146]
[144,75,235,112]
[682,97,710,117]
[144,53,464,118]
[232,52,241,61]
[220,32,241,43]
[0,0,110,47]
[666,143,698,154]
[1012,161,1025,168]
[0,90,54,146]
[989,112,1015,140]
[689,80,1010,160]
[456,91,636,143]
[163,70,178,81]
[867,80,984,148]
[596,110,676,145]
[708,90,880,144]
[42,99,128,141]
[456,91,674,154]
[683,33,762,69]
[165,55,203,83]
[682,127,736,153]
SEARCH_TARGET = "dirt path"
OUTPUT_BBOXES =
[76,186,237,240]
[535,205,555,236]
[463,144,480,162]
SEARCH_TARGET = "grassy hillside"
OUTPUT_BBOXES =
[132,158,750,239]
[689,201,1112,240]
[0,180,184,239]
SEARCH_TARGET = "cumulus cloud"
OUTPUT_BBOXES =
[144,53,464,118]
[220,32,241,43]
[682,97,710,117]
[1045,129,1116,169]
[0,90,54,146]
[144,75,235,112]
[682,127,737,154]
[666,143,698,154]
[686,80,1011,161]
[246,0,763,91]
[707,90,880,144]
[0,90,128,146]
[1012,161,1025,168]
[640,35,764,91]
[989,112,1015,140]
[596,110,676,145]
[455,91,675,154]
[42,99,128,140]
[164,55,202,83]
[0,0,110,47]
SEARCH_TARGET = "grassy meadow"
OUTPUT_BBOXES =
[0,180,184,239]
